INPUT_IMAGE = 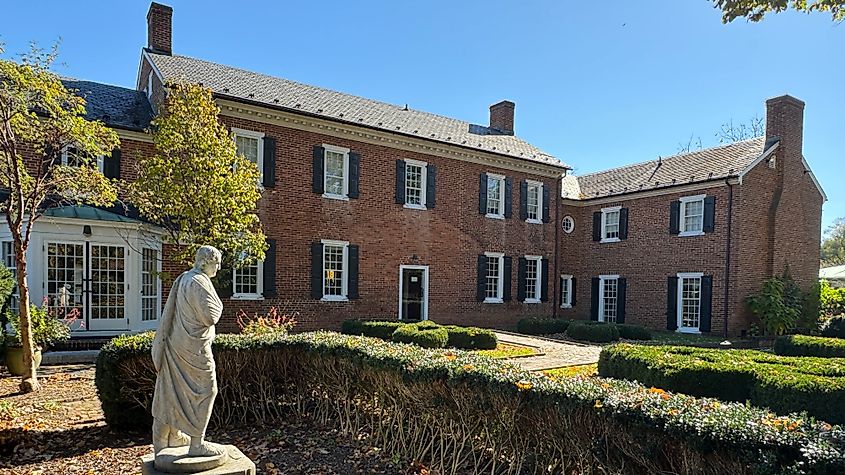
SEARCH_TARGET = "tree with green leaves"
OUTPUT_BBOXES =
[129,82,266,270]
[0,45,119,392]
[822,217,845,267]
[713,0,844,22]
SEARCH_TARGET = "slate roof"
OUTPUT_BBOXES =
[62,79,154,131]
[570,137,771,200]
[146,52,566,168]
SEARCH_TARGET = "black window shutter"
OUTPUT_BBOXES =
[669,201,681,235]
[519,180,528,220]
[215,269,233,299]
[619,208,629,240]
[262,239,277,297]
[617,278,627,324]
[478,173,488,214]
[103,148,121,179]
[395,160,406,204]
[703,196,716,233]
[540,258,549,302]
[262,137,276,188]
[311,242,323,299]
[517,257,527,302]
[592,212,602,241]
[503,256,513,301]
[476,255,487,302]
[348,152,360,198]
[571,277,577,306]
[504,177,513,218]
[425,164,436,209]
[312,146,325,194]
[348,245,360,299]
[590,277,600,320]
[542,186,551,223]
[667,276,679,330]
[700,275,713,332]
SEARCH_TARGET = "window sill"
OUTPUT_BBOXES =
[322,193,350,201]
[600,237,620,244]
[677,328,701,334]
[231,294,265,301]
[523,298,541,304]
[678,231,705,237]
[321,295,349,302]
[526,218,542,225]
[403,203,427,211]
[485,213,505,220]
[560,303,572,309]
[483,297,503,304]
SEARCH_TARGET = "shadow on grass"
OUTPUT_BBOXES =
[0,425,147,464]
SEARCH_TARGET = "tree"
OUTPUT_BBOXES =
[716,115,764,144]
[822,218,845,267]
[0,45,119,392]
[129,82,266,269]
[713,0,845,23]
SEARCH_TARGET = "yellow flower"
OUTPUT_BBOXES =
[515,380,533,391]
[462,364,475,371]
[594,400,603,409]
[601,382,611,389]
[443,352,457,361]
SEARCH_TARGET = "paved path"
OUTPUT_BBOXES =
[494,331,602,371]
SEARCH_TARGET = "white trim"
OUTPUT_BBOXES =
[560,274,573,308]
[523,255,543,303]
[525,180,543,224]
[483,252,505,303]
[61,146,105,173]
[139,50,166,89]
[561,215,575,234]
[402,158,428,210]
[802,156,828,202]
[600,206,622,243]
[738,141,779,185]
[147,71,154,100]
[676,272,704,334]
[231,259,264,300]
[597,275,620,323]
[321,239,349,301]
[398,265,429,321]
[322,144,351,201]
[232,128,265,182]
[678,194,706,237]
[485,173,506,218]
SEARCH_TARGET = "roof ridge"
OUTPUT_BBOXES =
[61,77,140,92]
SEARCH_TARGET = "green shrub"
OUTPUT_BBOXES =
[566,321,620,343]
[822,315,845,339]
[341,319,404,340]
[516,317,569,335]
[444,325,497,350]
[820,280,845,317]
[616,324,652,341]
[391,324,448,348]
[415,320,440,330]
[8,301,75,349]
[96,332,845,474]
[599,343,845,424]
[746,271,807,335]
[775,335,845,358]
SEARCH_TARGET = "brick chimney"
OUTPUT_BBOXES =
[489,100,515,135]
[765,94,804,159]
[147,2,173,55]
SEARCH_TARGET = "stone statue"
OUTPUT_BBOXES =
[144,245,254,474]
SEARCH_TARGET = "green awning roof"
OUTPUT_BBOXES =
[43,205,139,223]
[820,265,845,280]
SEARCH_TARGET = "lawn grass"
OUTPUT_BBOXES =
[543,364,598,379]
[475,343,538,359]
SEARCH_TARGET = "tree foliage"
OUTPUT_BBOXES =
[822,217,845,267]
[130,82,266,267]
[713,0,845,23]
[0,44,119,392]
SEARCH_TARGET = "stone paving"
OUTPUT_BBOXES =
[494,331,602,371]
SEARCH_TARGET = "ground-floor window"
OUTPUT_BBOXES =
[233,258,263,299]
[141,248,160,322]
[677,272,703,332]
[524,255,542,303]
[322,240,348,300]
[560,274,573,308]
[599,275,619,323]
[88,245,126,321]
[46,242,85,318]
[484,252,504,303]
[2,241,19,314]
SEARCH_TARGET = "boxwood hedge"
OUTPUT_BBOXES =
[775,335,845,358]
[341,319,496,350]
[566,321,620,343]
[516,317,569,335]
[599,343,845,424]
[823,315,845,339]
[96,332,844,474]
[391,323,449,348]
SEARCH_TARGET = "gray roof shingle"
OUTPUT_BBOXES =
[62,79,154,131]
[571,137,770,200]
[146,52,566,168]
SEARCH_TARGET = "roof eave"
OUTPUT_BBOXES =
[564,175,738,203]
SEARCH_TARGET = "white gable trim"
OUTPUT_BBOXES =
[135,50,166,93]
[737,141,779,185]
[802,155,828,202]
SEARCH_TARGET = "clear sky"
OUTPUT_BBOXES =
[2,1,842,229]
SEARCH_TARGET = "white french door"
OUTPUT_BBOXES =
[46,241,128,331]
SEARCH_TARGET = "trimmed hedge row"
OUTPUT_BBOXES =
[516,317,569,335]
[567,321,620,343]
[341,319,496,350]
[96,332,845,474]
[599,343,845,424]
[392,323,448,348]
[775,335,845,358]
[516,318,652,342]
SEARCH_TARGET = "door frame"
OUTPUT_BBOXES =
[398,265,429,321]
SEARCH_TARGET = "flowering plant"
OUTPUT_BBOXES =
[6,298,80,349]
[236,307,296,337]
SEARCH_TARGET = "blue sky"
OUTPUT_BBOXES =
[2,1,842,229]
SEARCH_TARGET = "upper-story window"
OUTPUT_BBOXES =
[526,181,543,224]
[486,173,505,218]
[601,206,621,242]
[484,252,504,303]
[404,159,427,209]
[232,128,265,181]
[323,145,350,200]
[62,147,104,173]
[679,195,705,236]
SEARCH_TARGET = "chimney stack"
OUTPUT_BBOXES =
[147,2,173,55]
[489,100,515,135]
[765,95,804,158]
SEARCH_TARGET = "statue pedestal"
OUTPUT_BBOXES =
[141,445,256,475]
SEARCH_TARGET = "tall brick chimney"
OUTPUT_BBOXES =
[489,100,515,135]
[765,95,804,159]
[147,2,173,55]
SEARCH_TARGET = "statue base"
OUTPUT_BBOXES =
[141,445,256,474]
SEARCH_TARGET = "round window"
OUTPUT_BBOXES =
[561,215,575,234]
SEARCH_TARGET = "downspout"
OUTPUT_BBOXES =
[553,171,564,318]
[723,179,734,338]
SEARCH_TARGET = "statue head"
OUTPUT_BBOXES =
[193,245,222,278]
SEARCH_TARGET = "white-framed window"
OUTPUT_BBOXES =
[677,272,703,333]
[598,275,620,323]
[561,215,575,234]
[323,144,350,200]
[232,257,263,300]
[322,239,349,301]
[526,181,543,224]
[141,248,161,321]
[600,206,621,243]
[404,159,427,209]
[61,146,104,173]
[484,252,504,303]
[524,255,542,303]
[1,241,19,314]
[232,128,265,181]
[679,195,705,237]
[486,173,505,218]
[560,274,573,308]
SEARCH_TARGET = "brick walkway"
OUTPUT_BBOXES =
[494,332,602,371]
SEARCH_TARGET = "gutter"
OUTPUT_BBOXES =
[723,179,734,337]
[553,170,564,317]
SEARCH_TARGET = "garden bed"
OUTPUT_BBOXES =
[475,342,538,359]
